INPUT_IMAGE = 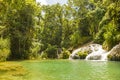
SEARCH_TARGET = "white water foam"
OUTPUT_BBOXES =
[85,44,109,61]
[69,44,110,61]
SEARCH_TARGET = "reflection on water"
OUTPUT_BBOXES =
[22,60,120,80]
[88,61,109,80]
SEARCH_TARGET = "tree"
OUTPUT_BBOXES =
[94,0,120,50]
[4,0,37,59]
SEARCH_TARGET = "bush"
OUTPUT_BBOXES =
[45,44,57,58]
[101,21,119,51]
[70,31,92,48]
[40,52,48,59]
[59,48,70,59]
[77,51,88,59]
[0,39,10,61]
[29,41,41,59]
[94,28,105,44]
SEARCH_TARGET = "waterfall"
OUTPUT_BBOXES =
[85,44,108,61]
[69,44,110,61]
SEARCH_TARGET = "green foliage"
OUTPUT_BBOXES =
[70,31,92,48]
[45,44,58,59]
[94,28,105,44]
[0,39,10,61]
[88,7,105,37]
[59,48,70,59]
[40,52,48,59]
[102,20,119,50]
[70,31,81,46]
[77,51,88,59]
[29,41,41,59]
[3,0,38,60]
[95,0,120,51]
[37,4,64,56]
[0,0,120,60]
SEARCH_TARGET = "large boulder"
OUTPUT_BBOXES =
[108,43,120,61]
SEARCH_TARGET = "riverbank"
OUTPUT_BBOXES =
[0,61,27,80]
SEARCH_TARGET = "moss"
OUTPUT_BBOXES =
[0,62,27,80]
[77,51,88,59]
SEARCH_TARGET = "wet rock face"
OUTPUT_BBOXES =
[108,43,120,61]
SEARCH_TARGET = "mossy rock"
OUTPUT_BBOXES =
[77,51,88,59]
[108,54,120,61]
[108,43,120,61]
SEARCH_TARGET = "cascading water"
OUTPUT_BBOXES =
[85,44,108,61]
[69,44,110,61]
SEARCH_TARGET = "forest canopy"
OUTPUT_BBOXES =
[0,0,120,61]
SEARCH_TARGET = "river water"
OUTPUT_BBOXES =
[22,60,120,80]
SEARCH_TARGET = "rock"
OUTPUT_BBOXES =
[108,43,120,61]
[86,54,102,60]
[69,54,80,59]
[69,44,109,61]
[69,45,92,60]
